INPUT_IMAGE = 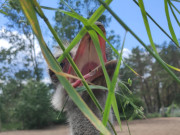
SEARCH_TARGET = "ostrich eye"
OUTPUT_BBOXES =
[60,62,65,68]
[88,36,91,41]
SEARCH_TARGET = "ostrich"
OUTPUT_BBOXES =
[49,22,117,135]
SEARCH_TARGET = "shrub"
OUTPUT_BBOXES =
[15,80,54,129]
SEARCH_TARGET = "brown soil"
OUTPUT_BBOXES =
[0,117,180,135]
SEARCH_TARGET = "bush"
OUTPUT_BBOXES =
[116,87,145,120]
[146,113,161,118]
[15,80,54,129]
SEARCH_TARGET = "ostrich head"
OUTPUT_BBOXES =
[49,22,116,135]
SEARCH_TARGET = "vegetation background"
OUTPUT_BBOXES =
[0,0,179,133]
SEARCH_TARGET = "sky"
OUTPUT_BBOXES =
[0,0,179,84]
[0,0,179,51]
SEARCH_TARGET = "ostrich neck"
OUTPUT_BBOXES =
[68,91,106,135]
[67,76,108,135]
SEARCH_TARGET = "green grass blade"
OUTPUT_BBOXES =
[108,32,127,130]
[102,31,127,127]
[119,99,131,135]
[92,24,119,55]
[171,0,180,2]
[98,0,180,84]
[42,1,114,113]
[57,76,111,135]
[81,26,118,134]
[112,94,122,130]
[76,85,108,92]
[171,2,180,14]
[88,30,112,130]
[42,3,180,74]
[88,31,111,88]
[122,59,141,77]
[133,0,180,72]
[118,81,132,95]
[33,0,105,117]
[57,0,113,63]
[19,0,111,134]
[54,4,121,130]
[60,0,75,12]
[40,6,88,24]
[138,0,158,54]
[133,0,179,47]
[138,0,180,72]
[0,10,8,15]
[164,0,179,47]
[41,5,119,77]
[168,0,180,27]
[38,2,117,134]
[41,6,119,56]
[166,63,180,71]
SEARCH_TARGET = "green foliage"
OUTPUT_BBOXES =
[0,79,22,124]
[0,122,22,131]
[19,0,113,134]
[116,83,145,120]
[0,0,180,133]
[0,29,43,82]
[0,78,66,131]
[0,1,56,129]
[15,80,53,129]
[164,103,180,117]
[120,43,180,114]
[146,113,161,118]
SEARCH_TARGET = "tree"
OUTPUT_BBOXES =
[0,0,54,130]
[120,46,154,113]
[158,43,180,107]
[55,0,110,41]
[120,43,180,114]
[15,80,53,129]
[0,30,43,82]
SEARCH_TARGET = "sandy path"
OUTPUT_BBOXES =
[115,117,180,135]
[0,117,180,135]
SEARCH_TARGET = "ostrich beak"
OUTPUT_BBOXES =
[67,22,117,87]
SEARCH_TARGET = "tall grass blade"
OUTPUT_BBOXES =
[164,0,179,47]
[42,1,114,115]
[168,0,180,27]
[52,4,123,129]
[88,31,111,87]
[0,10,8,15]
[41,5,119,56]
[110,32,128,130]
[98,0,180,84]
[50,1,180,74]
[138,1,180,72]
[138,0,158,54]
[57,0,113,63]
[132,0,179,47]
[123,60,141,77]
[40,3,117,134]
[119,100,131,135]
[171,0,180,2]
[170,2,180,14]
[19,0,111,134]
[33,0,105,121]
[119,81,132,95]
[102,31,127,127]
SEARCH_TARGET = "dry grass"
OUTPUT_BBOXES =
[1,117,180,135]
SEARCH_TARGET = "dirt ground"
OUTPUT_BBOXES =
[0,117,180,135]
